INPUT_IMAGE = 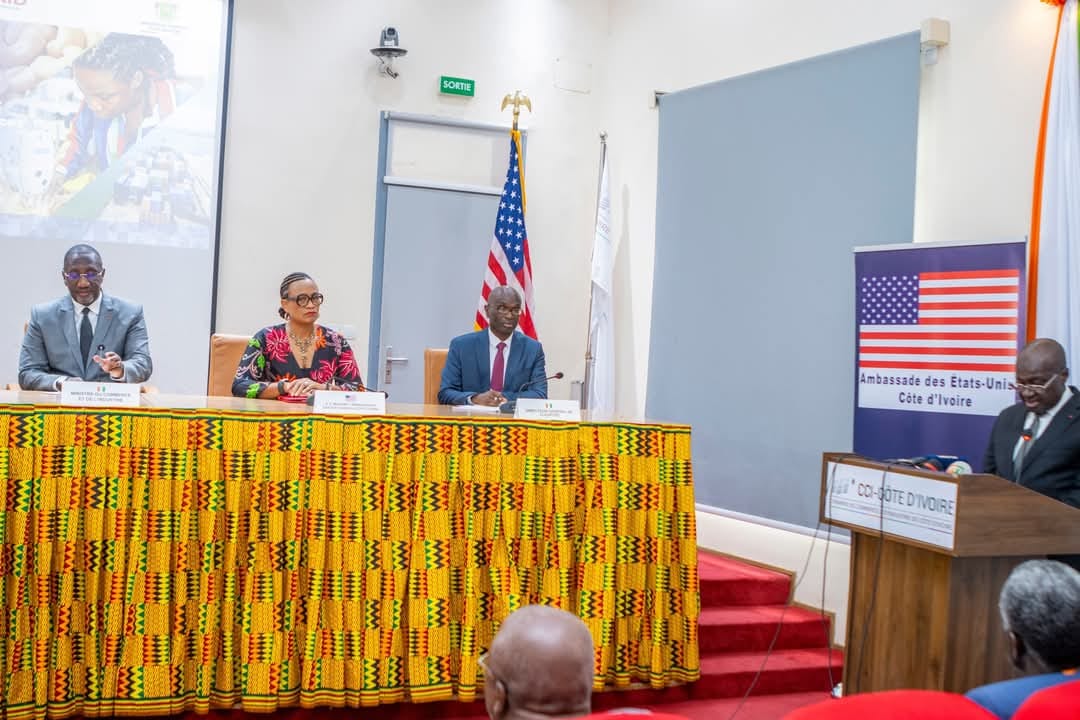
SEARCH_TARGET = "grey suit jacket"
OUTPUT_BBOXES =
[18,294,153,390]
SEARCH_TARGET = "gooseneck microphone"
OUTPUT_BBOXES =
[1020,425,1035,441]
[498,372,564,414]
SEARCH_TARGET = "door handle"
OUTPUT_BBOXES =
[384,345,408,384]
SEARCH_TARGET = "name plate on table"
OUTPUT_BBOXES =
[514,398,581,421]
[60,381,141,408]
[311,390,386,415]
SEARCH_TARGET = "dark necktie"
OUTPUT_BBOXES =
[1013,414,1041,483]
[490,342,506,392]
[80,306,93,366]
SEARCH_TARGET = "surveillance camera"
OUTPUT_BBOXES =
[371,25,406,77]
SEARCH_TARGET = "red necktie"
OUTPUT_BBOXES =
[490,342,506,392]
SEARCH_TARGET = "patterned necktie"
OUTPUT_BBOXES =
[1013,414,1041,481]
[80,307,93,366]
[490,342,506,392]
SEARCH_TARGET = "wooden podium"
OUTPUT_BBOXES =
[820,453,1080,695]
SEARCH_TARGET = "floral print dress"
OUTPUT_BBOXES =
[232,324,363,398]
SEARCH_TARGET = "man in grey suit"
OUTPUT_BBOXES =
[18,244,153,390]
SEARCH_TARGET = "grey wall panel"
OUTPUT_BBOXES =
[647,33,920,528]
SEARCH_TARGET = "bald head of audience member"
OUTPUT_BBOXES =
[484,605,595,720]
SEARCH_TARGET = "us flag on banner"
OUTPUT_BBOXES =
[473,130,537,339]
[859,270,1020,373]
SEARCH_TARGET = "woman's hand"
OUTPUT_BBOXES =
[284,378,324,396]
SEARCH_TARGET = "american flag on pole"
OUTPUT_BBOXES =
[474,130,537,338]
[858,270,1020,373]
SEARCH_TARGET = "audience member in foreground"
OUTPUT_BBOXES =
[782,689,995,719]
[483,605,594,720]
[966,560,1080,719]
[438,285,547,406]
[1011,676,1080,720]
[232,272,362,398]
[19,243,152,390]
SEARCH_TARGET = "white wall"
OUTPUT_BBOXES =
[600,0,1056,416]
[217,0,610,397]
[219,0,1055,411]
[217,0,1059,624]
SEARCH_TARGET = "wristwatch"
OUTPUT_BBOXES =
[277,380,286,396]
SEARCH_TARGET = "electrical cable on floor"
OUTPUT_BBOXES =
[724,454,860,718]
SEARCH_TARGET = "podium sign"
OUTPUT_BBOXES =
[824,461,958,550]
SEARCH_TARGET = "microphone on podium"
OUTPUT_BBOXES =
[945,460,972,475]
[902,454,971,474]
[499,372,564,414]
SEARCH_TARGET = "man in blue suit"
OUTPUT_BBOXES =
[438,286,547,406]
[19,244,153,391]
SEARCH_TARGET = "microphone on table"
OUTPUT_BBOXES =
[498,372,564,414]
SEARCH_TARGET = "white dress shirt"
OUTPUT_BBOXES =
[74,295,103,334]
[55,294,124,388]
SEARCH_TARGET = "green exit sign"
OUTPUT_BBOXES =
[440,76,475,97]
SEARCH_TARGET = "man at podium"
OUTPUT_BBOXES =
[984,338,1080,568]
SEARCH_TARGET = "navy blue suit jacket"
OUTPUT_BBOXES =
[438,329,547,405]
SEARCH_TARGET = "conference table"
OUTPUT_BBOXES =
[0,390,699,719]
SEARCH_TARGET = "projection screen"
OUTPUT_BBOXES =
[1,0,231,393]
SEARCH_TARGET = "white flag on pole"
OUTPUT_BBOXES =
[587,151,614,415]
[1034,0,1080,368]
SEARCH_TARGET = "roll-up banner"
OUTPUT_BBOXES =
[853,240,1027,469]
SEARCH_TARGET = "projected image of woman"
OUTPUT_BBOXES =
[232,273,365,399]
[56,33,177,180]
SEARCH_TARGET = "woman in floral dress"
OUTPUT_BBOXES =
[232,272,363,398]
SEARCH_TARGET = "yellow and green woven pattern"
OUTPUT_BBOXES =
[0,405,698,719]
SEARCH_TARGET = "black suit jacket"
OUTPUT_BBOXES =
[983,386,1080,508]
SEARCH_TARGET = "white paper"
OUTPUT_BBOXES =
[451,404,501,414]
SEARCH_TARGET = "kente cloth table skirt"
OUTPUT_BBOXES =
[0,405,699,719]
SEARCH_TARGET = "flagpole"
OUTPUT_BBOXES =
[581,131,608,410]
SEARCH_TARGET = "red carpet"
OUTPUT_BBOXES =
[158,552,841,720]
